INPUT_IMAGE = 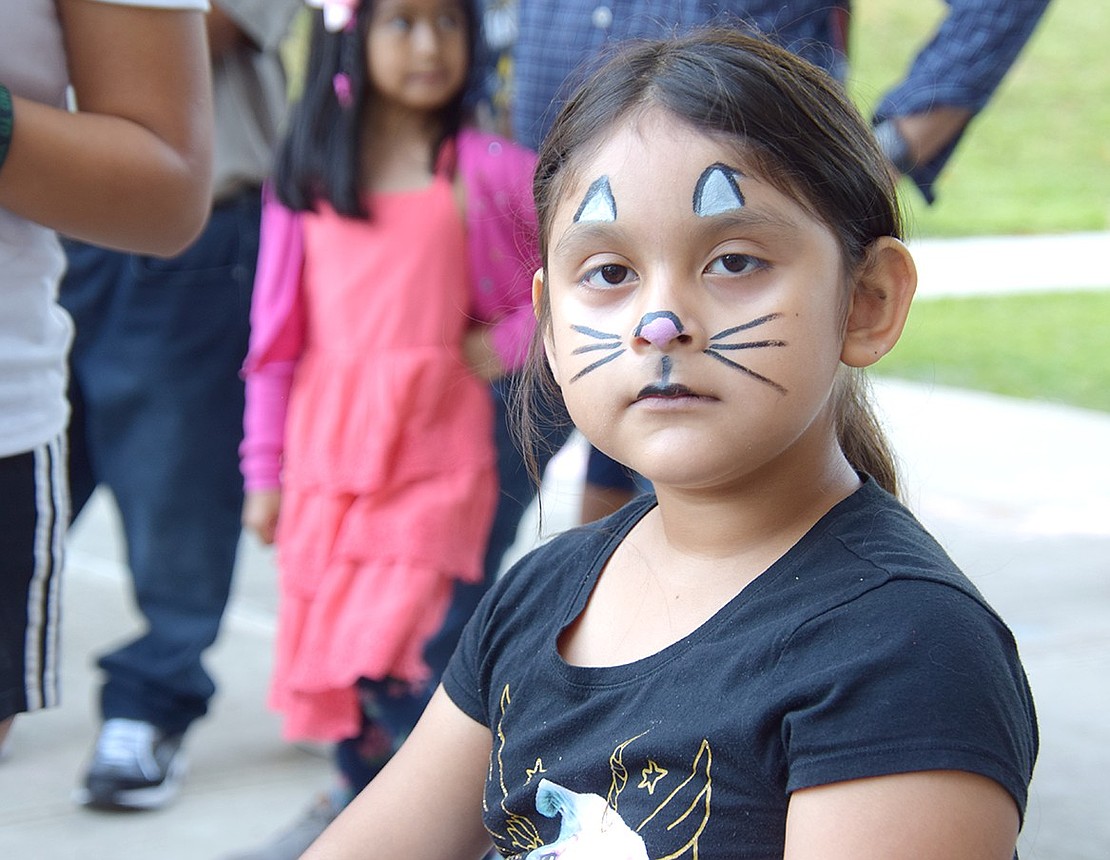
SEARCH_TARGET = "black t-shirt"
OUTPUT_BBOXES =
[444,480,1037,859]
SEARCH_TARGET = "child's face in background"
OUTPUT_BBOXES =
[539,108,855,494]
[366,0,468,114]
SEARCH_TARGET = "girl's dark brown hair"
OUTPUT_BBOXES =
[517,27,905,497]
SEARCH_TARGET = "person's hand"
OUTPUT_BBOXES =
[463,324,504,381]
[243,489,282,545]
[876,108,973,180]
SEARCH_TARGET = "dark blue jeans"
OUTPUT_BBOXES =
[60,190,260,736]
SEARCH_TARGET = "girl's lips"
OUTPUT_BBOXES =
[634,382,709,402]
[410,70,448,84]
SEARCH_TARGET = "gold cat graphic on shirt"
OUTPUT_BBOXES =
[488,685,713,860]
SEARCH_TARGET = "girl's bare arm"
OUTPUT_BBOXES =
[0,1,213,256]
[303,686,494,860]
[785,769,1020,859]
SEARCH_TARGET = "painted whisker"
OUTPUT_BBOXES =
[572,324,620,340]
[569,324,624,382]
[704,313,787,393]
[703,351,786,393]
[709,313,782,340]
[709,339,787,351]
[573,342,622,355]
[570,350,625,383]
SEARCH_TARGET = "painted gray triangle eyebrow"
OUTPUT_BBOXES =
[574,175,617,223]
[693,163,745,217]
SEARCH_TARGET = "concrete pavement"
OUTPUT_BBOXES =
[1,235,1108,859]
[908,231,1110,298]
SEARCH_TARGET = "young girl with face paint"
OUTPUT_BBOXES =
[233,1,539,856]
[298,29,1037,860]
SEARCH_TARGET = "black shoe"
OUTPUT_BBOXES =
[74,718,186,811]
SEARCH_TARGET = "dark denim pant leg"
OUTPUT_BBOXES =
[482,374,573,581]
[336,375,573,790]
[60,191,260,736]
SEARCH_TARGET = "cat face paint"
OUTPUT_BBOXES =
[569,324,624,383]
[542,108,849,489]
[635,311,684,347]
[693,163,746,217]
[704,314,787,394]
[574,175,617,223]
[567,313,787,393]
[560,163,785,392]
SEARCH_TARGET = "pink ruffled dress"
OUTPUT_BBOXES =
[270,172,497,741]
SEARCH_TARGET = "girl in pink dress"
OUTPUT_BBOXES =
[235,1,537,854]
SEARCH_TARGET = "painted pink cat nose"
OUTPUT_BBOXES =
[635,312,684,347]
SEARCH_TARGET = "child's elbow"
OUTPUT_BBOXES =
[146,170,214,257]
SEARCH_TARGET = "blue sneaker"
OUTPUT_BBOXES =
[74,718,187,811]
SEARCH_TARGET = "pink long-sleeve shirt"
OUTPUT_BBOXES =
[240,128,540,491]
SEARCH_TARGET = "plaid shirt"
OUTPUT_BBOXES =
[507,0,1050,201]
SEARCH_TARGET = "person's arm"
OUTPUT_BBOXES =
[774,573,1034,860]
[0,0,213,255]
[240,349,292,544]
[458,130,541,376]
[784,769,1020,859]
[873,0,1051,201]
[302,686,494,860]
[240,188,307,537]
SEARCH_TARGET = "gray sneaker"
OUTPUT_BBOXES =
[223,792,346,860]
[74,718,186,811]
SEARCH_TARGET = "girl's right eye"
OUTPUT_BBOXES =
[582,263,634,289]
[383,14,412,32]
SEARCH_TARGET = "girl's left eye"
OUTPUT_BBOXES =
[705,253,764,275]
[583,263,634,289]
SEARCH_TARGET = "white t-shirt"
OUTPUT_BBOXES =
[0,0,209,457]
[211,0,301,201]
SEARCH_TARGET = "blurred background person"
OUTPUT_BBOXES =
[225,0,538,856]
[0,0,213,760]
[61,0,301,812]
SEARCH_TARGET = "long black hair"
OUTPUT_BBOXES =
[274,0,482,218]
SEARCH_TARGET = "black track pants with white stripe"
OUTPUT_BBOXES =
[0,436,67,721]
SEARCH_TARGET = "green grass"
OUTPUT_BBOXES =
[850,0,1110,238]
[852,2,1109,413]
[872,290,1110,412]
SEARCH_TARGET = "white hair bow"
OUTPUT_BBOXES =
[306,0,361,33]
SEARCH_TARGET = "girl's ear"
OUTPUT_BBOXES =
[533,268,562,384]
[841,237,917,368]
